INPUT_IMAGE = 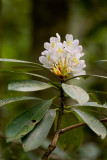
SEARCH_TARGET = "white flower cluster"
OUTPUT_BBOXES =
[39,33,86,79]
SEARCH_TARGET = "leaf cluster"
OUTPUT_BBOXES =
[0,58,107,157]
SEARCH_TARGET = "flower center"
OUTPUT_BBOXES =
[48,55,51,60]
[58,48,63,53]
[51,42,55,48]
[73,57,79,64]
[67,40,72,45]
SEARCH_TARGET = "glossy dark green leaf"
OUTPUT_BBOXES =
[0,96,41,107]
[62,83,89,105]
[22,109,56,152]
[57,113,83,151]
[72,108,107,139]
[6,99,53,142]
[73,102,107,109]
[8,80,51,92]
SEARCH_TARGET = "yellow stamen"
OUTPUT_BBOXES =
[48,55,51,60]
[51,42,55,48]
[52,66,62,77]
[58,48,63,53]
[73,57,79,64]
[67,40,71,45]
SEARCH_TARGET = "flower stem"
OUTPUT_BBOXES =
[41,81,65,160]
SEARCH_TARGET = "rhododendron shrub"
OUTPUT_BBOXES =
[0,33,107,160]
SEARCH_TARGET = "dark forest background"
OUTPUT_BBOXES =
[0,0,107,159]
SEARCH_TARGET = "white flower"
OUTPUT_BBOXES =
[39,33,86,79]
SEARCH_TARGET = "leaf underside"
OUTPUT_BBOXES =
[62,83,89,105]
[73,102,107,109]
[73,108,107,139]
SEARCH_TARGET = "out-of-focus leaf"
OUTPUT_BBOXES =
[6,99,53,142]
[79,143,100,160]
[56,113,83,151]
[12,65,42,70]
[21,72,50,81]
[89,93,101,104]
[62,83,89,105]
[0,96,41,107]
[0,58,42,67]
[72,108,107,139]
[0,59,61,81]
[0,58,60,79]
[66,74,107,81]
[96,60,107,62]
[8,80,52,92]
[88,90,107,95]
[73,102,107,109]
[22,109,56,152]
[7,70,50,81]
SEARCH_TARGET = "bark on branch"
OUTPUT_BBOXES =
[42,84,65,160]
[42,117,107,160]
[60,118,107,134]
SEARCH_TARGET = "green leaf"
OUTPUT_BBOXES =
[73,102,107,109]
[0,58,42,67]
[72,108,107,139]
[96,60,107,62]
[66,74,107,81]
[0,96,41,107]
[88,93,101,104]
[22,109,56,152]
[12,65,42,70]
[20,72,50,81]
[6,99,53,142]
[8,80,52,92]
[62,83,89,105]
[6,70,50,81]
[83,74,107,79]
[88,90,107,95]
[57,113,83,151]
[0,58,59,77]
[0,58,61,81]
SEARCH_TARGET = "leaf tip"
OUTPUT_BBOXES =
[100,130,107,139]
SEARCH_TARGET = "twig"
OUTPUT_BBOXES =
[56,87,65,130]
[41,117,107,160]
[42,82,65,160]
[41,129,61,160]
[60,118,107,134]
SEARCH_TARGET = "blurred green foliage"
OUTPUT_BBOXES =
[0,0,107,159]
